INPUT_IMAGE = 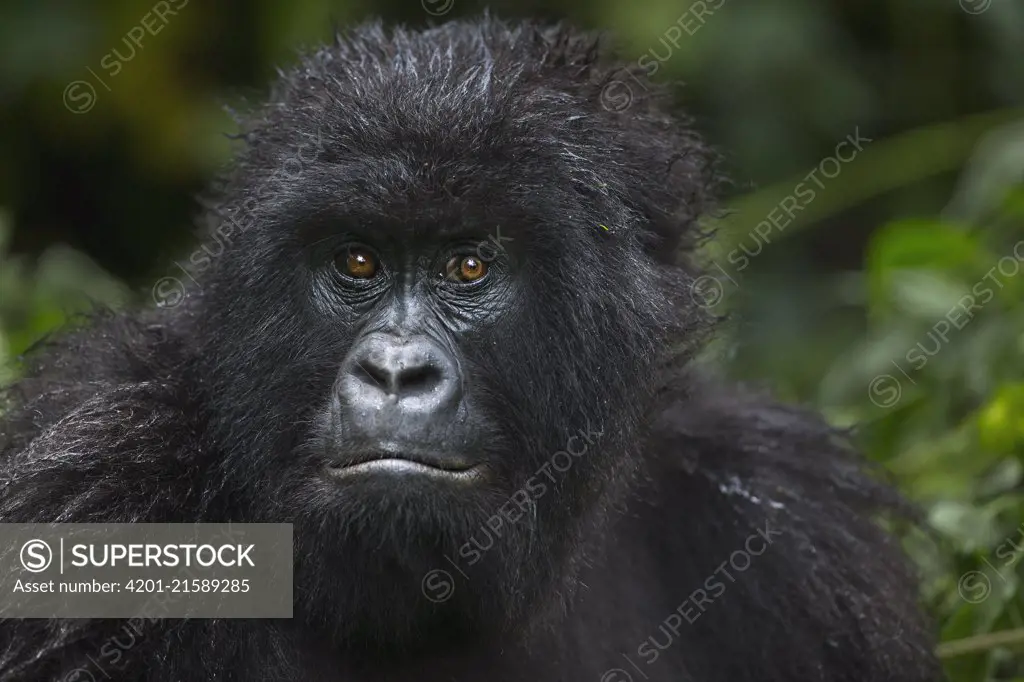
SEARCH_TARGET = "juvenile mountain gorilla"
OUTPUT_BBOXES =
[0,17,940,682]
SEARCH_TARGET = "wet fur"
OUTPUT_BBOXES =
[0,16,940,682]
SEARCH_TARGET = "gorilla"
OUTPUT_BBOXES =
[0,16,941,682]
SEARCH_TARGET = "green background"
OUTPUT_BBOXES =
[1,1,1022,678]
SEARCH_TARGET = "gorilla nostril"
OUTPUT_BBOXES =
[399,364,441,393]
[354,361,388,389]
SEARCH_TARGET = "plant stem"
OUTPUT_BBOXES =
[937,628,1024,658]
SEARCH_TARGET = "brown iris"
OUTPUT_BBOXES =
[445,255,488,283]
[340,247,378,279]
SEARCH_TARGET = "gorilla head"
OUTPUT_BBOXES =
[186,18,716,650]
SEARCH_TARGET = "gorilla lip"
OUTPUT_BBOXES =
[325,451,484,480]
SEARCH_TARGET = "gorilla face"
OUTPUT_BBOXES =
[315,223,527,487]
[188,25,705,649]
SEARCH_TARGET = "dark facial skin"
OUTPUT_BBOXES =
[316,230,520,482]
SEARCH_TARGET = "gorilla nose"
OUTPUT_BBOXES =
[340,334,460,412]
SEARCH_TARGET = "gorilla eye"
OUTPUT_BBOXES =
[338,246,378,280]
[444,255,488,283]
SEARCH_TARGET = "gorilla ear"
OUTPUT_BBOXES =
[621,140,722,264]
[523,25,720,264]
[589,72,722,264]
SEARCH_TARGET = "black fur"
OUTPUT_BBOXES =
[0,16,941,682]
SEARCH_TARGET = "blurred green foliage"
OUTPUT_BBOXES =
[1,0,1023,679]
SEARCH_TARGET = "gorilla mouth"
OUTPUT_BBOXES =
[324,451,484,481]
